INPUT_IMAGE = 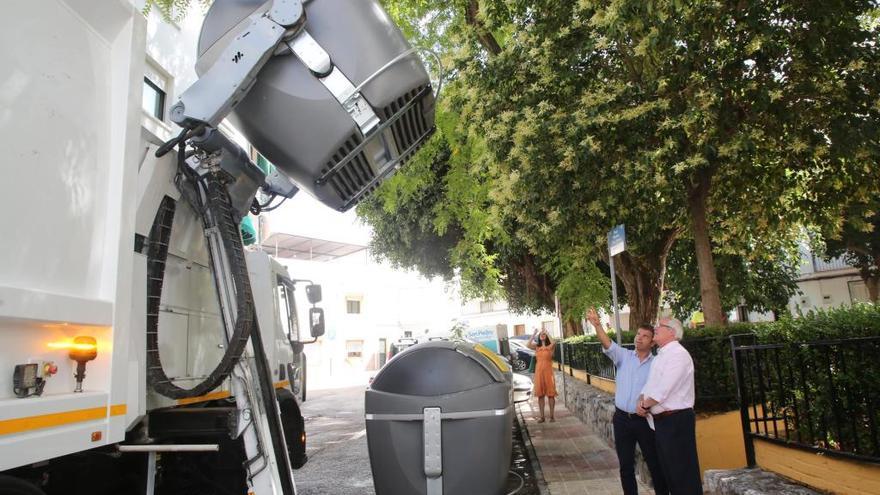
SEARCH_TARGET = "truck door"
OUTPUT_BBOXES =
[276,276,305,401]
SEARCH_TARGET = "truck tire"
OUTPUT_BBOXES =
[277,389,308,469]
[0,475,46,495]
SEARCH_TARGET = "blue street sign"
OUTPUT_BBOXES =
[608,224,626,256]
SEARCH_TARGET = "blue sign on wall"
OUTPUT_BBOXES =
[465,326,498,352]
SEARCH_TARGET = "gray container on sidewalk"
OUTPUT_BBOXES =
[365,340,513,495]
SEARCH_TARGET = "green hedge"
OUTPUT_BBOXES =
[560,304,880,415]
[562,303,880,344]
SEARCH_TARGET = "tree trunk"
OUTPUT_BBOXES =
[613,228,677,331]
[556,299,582,338]
[464,0,501,56]
[687,170,726,326]
[863,261,879,303]
[866,276,879,303]
[626,272,662,330]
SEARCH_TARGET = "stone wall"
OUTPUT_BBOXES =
[556,371,654,485]
[703,469,820,495]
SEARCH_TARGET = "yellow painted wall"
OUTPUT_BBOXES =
[695,410,747,474]
[755,440,880,495]
[558,364,619,395]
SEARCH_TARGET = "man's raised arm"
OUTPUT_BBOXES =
[587,308,612,350]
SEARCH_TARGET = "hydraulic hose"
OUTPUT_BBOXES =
[145,171,255,399]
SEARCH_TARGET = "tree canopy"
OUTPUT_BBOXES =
[359,0,879,332]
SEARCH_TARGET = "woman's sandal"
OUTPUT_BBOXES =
[537,417,545,423]
[549,417,556,423]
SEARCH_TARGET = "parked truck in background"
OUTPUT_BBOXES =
[0,0,435,493]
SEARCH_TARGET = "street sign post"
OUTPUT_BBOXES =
[608,225,626,344]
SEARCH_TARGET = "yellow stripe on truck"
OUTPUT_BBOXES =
[0,404,127,436]
[176,389,233,405]
[176,381,291,406]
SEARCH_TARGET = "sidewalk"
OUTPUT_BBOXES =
[519,396,654,495]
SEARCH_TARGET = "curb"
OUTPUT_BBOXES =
[515,403,551,495]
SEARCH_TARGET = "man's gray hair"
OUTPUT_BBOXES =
[659,317,685,340]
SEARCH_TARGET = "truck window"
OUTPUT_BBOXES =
[276,277,300,342]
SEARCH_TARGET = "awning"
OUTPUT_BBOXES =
[261,233,367,262]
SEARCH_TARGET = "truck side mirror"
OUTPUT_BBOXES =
[306,284,322,304]
[309,307,325,338]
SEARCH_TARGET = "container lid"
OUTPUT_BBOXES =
[370,341,506,396]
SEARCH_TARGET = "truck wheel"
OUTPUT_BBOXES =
[277,389,308,469]
[0,475,46,495]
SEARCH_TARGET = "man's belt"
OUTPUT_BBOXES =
[615,407,644,419]
[652,408,693,420]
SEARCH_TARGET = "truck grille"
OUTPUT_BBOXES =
[381,84,433,163]
[321,134,377,203]
[319,85,435,210]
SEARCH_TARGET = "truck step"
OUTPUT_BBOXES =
[148,407,238,440]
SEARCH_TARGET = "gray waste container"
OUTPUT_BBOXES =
[366,341,513,495]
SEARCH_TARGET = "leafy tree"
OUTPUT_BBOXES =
[362,0,879,333]
[665,240,802,320]
[142,0,211,22]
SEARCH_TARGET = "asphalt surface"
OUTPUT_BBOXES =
[293,386,376,495]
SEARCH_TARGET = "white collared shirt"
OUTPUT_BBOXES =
[640,340,695,414]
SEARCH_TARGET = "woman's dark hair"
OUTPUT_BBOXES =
[536,332,552,347]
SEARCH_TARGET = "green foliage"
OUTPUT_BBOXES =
[665,240,802,319]
[142,0,211,22]
[756,303,880,342]
[365,0,880,331]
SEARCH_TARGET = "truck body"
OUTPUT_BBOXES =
[0,0,435,492]
[0,1,310,492]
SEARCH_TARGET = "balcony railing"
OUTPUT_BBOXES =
[809,255,853,273]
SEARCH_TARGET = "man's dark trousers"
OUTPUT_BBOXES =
[653,408,702,495]
[613,409,669,495]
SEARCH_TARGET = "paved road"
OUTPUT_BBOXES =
[293,386,376,495]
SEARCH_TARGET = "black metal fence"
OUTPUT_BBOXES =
[732,336,880,465]
[556,341,622,380]
[556,338,739,412]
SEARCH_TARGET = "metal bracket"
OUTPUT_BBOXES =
[286,30,380,135]
[170,0,304,129]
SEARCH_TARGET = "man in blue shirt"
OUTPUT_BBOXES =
[587,309,668,495]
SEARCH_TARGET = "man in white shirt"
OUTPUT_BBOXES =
[636,317,702,495]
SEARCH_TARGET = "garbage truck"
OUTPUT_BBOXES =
[0,0,435,494]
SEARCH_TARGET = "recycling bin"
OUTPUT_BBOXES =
[365,340,513,495]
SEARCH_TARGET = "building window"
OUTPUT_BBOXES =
[848,280,869,303]
[142,77,166,121]
[346,340,364,358]
[346,298,361,314]
[479,301,494,313]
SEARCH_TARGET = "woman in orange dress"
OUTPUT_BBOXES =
[527,327,557,422]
